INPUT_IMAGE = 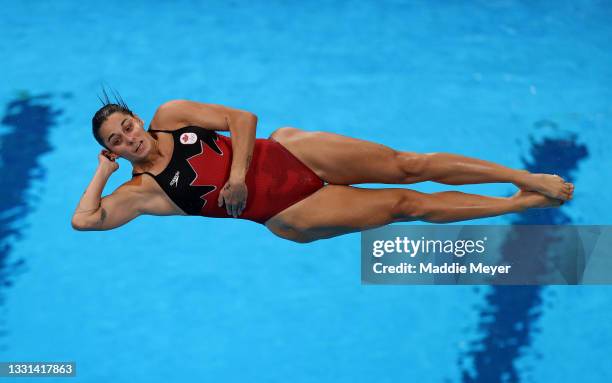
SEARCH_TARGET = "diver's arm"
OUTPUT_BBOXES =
[151,99,258,181]
[71,186,142,231]
[71,154,114,229]
[71,151,141,231]
[226,111,257,182]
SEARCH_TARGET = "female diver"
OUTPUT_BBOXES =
[72,99,574,243]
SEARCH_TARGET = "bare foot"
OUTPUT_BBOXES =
[516,172,574,201]
[512,190,563,210]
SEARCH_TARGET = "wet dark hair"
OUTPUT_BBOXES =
[92,88,134,149]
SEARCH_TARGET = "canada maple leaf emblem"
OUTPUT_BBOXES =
[186,137,224,206]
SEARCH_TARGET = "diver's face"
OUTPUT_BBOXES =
[100,112,148,161]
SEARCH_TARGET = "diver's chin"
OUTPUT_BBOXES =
[129,141,143,159]
[130,150,145,164]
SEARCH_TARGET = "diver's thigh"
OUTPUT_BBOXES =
[274,130,409,184]
[264,185,414,242]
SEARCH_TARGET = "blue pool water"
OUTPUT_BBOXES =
[1,0,611,381]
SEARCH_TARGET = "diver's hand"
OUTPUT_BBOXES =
[217,179,248,217]
[98,150,119,174]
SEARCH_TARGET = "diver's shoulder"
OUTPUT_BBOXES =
[116,176,185,216]
[150,99,189,132]
[117,175,163,198]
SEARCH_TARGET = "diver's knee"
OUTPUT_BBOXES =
[395,151,429,178]
[391,190,427,220]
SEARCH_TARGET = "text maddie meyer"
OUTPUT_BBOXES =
[372,262,511,276]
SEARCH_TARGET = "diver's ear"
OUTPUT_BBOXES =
[102,150,120,161]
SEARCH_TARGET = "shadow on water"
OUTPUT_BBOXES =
[460,122,588,382]
[0,93,62,342]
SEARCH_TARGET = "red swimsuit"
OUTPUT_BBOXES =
[132,126,324,224]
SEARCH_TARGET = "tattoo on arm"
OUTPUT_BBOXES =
[100,207,107,223]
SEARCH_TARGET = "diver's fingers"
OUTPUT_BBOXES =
[218,189,225,207]
[238,201,246,216]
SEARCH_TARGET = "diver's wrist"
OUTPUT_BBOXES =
[96,164,115,178]
[229,170,246,183]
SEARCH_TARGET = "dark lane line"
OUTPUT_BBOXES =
[0,93,62,326]
[461,124,588,382]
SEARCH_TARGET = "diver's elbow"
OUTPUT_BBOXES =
[71,216,98,231]
[71,218,87,231]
